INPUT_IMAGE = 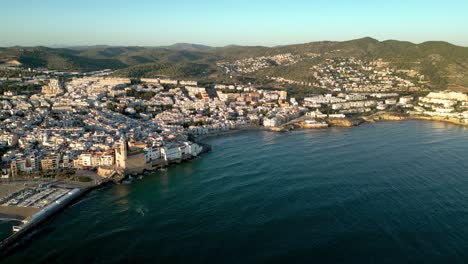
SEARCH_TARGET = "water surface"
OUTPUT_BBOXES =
[2,121,468,263]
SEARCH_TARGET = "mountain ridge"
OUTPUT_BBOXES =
[1,37,467,89]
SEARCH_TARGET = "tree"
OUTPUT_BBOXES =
[420,60,447,90]
[107,102,116,111]
[130,78,142,85]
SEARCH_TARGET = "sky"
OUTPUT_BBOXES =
[1,0,467,47]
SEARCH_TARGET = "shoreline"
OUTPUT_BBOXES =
[407,116,468,127]
[1,116,466,254]
[194,126,268,143]
[361,112,468,127]
[195,115,467,139]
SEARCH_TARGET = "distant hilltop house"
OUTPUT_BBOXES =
[3,90,17,97]
[139,78,198,86]
[4,59,22,66]
[179,80,198,86]
[0,59,23,70]
[424,91,468,102]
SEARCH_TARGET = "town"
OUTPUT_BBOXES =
[0,57,467,240]
[1,57,467,181]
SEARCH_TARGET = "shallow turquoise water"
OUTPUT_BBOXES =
[2,121,468,263]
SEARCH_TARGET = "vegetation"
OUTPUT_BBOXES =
[182,120,211,128]
[0,83,41,94]
[2,37,467,89]
[420,60,448,90]
[106,102,117,111]
[283,84,329,99]
[77,176,93,182]
[0,147,10,158]
[113,62,215,79]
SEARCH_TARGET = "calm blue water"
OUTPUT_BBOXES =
[2,121,468,263]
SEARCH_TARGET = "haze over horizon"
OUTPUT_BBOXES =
[1,0,468,47]
[3,37,468,49]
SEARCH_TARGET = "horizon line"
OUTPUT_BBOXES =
[1,37,467,49]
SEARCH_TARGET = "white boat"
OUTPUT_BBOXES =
[122,177,133,184]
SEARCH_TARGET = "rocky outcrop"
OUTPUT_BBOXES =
[327,118,362,127]
[362,112,407,122]
[269,126,291,132]
[409,116,468,127]
[297,121,328,129]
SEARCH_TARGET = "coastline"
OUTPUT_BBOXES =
[1,116,466,254]
[194,125,268,143]
[361,112,468,127]
[195,114,467,138]
[407,116,468,127]
[0,127,255,253]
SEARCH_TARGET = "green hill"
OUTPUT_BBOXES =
[112,62,215,79]
[1,38,467,89]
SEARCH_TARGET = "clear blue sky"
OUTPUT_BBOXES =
[1,0,467,47]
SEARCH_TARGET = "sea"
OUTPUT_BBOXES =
[1,120,468,263]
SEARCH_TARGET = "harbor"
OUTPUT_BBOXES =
[0,141,213,254]
[0,178,112,254]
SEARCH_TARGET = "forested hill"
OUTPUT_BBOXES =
[1,37,467,90]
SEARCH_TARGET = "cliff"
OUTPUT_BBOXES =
[409,115,468,127]
[327,118,363,127]
[297,121,328,129]
[362,112,408,122]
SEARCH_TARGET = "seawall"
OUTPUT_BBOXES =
[0,180,111,255]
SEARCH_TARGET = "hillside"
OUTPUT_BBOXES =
[1,38,467,89]
[161,43,213,51]
[112,62,216,79]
